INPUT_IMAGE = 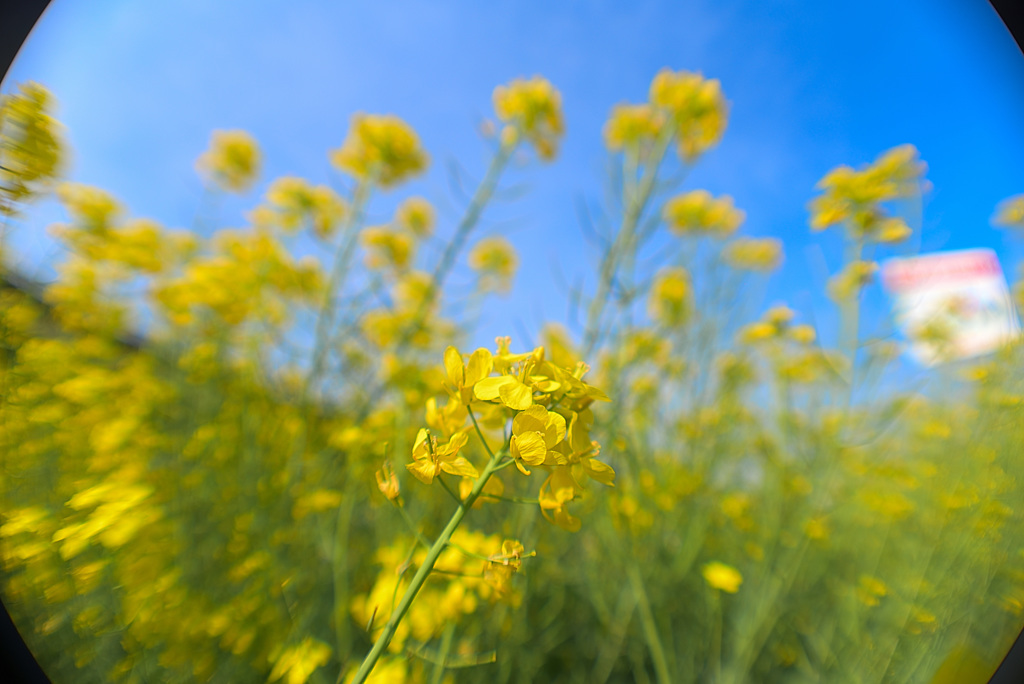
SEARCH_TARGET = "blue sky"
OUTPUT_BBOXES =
[3,0,1023,377]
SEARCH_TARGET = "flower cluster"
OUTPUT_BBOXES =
[601,69,728,164]
[603,103,665,153]
[648,267,692,328]
[993,194,1024,229]
[153,228,324,328]
[330,113,428,187]
[723,237,783,272]
[404,340,614,531]
[648,68,729,161]
[468,236,519,294]
[0,81,64,215]
[808,144,927,240]
[492,76,565,160]
[827,260,878,302]
[736,305,815,346]
[257,176,348,239]
[350,530,527,655]
[663,189,745,237]
[196,130,262,193]
[394,196,435,237]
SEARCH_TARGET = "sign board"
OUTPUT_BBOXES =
[881,248,1019,366]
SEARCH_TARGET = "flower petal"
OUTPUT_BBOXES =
[464,348,494,386]
[499,379,533,410]
[440,456,479,479]
[444,346,463,387]
[512,404,547,435]
[407,459,439,485]
[544,411,566,448]
[583,458,616,486]
[474,375,514,401]
[513,431,547,466]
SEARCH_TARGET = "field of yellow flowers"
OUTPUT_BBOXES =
[3,72,1024,683]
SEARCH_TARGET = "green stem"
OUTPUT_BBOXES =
[331,483,358,667]
[393,140,514,356]
[349,436,506,683]
[628,562,673,684]
[710,590,722,684]
[306,179,372,398]
[351,141,514,421]
[582,127,674,359]
[430,623,456,684]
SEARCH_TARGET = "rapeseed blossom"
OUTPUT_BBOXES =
[702,561,743,593]
[649,69,728,161]
[394,196,435,237]
[493,76,565,160]
[331,113,428,187]
[468,236,519,293]
[360,226,414,271]
[723,237,783,272]
[196,130,261,192]
[663,190,745,237]
[406,428,477,485]
[268,638,332,684]
[993,194,1024,228]
[603,103,664,153]
[808,144,926,239]
[263,176,348,238]
[648,267,692,327]
[0,81,64,215]
[8,78,1024,684]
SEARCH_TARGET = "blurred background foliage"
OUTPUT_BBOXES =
[2,69,1024,684]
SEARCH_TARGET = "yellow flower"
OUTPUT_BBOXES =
[196,130,261,192]
[493,76,565,160]
[603,103,665,152]
[876,217,912,244]
[804,516,829,540]
[702,561,743,593]
[0,81,64,215]
[857,575,888,607]
[484,540,532,594]
[268,637,332,684]
[471,344,552,411]
[538,466,582,532]
[723,237,783,271]
[648,69,728,161]
[993,194,1024,228]
[406,428,477,485]
[331,113,428,187]
[663,190,744,237]
[763,305,794,329]
[468,236,519,293]
[648,267,691,327]
[789,323,816,345]
[509,404,566,475]
[444,346,494,404]
[264,177,348,238]
[266,176,314,232]
[360,226,415,271]
[56,183,122,230]
[827,260,878,301]
[808,144,926,237]
[395,196,435,237]
[291,489,344,519]
[375,462,401,503]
